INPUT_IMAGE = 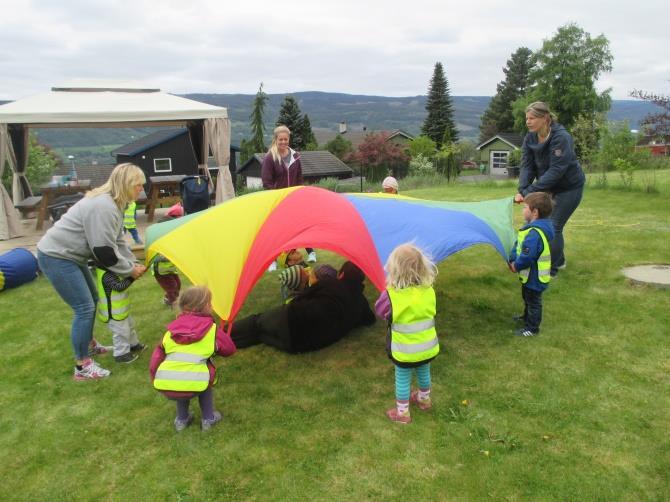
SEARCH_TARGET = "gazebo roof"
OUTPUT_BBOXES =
[0,80,227,125]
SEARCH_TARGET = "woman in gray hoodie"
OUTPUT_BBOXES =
[37,163,147,380]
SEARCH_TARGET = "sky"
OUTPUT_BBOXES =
[1,0,668,101]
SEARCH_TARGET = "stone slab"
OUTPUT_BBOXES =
[622,264,670,289]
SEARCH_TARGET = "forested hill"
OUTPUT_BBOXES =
[17,91,659,164]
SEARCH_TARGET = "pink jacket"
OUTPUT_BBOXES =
[149,312,236,398]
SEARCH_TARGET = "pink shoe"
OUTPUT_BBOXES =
[88,338,112,356]
[410,390,433,411]
[386,408,411,424]
[73,359,111,380]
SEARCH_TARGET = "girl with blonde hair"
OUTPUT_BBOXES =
[37,163,147,380]
[375,243,439,424]
[150,285,236,432]
[261,125,316,262]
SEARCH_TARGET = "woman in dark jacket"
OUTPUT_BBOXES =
[231,262,375,353]
[514,101,586,276]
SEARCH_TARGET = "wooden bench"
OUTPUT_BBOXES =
[14,196,43,219]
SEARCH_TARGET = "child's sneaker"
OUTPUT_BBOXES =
[307,251,317,263]
[514,328,538,337]
[73,359,111,380]
[130,343,147,353]
[386,408,411,424]
[174,413,194,432]
[410,390,433,411]
[114,352,138,364]
[88,338,112,356]
[201,411,222,431]
[162,297,174,308]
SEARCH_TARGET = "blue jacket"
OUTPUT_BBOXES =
[509,218,555,292]
[519,123,585,196]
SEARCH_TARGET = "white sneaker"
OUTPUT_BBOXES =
[74,359,111,380]
[267,261,278,272]
[307,251,317,263]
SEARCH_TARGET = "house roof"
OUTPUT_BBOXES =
[237,151,353,178]
[476,132,523,150]
[111,128,189,156]
[314,128,415,150]
[0,80,227,124]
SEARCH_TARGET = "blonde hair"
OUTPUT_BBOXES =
[385,243,437,290]
[269,125,291,163]
[178,285,212,314]
[87,163,146,209]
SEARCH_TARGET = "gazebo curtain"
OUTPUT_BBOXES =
[0,125,23,240]
[205,118,233,204]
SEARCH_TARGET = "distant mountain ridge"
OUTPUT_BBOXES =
[13,91,659,164]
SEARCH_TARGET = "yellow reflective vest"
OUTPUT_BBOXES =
[123,201,137,229]
[153,324,216,392]
[388,286,439,364]
[95,268,130,322]
[516,227,551,285]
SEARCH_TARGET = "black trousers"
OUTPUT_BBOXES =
[231,306,292,352]
[521,286,543,333]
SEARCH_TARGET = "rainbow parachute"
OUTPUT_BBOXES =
[145,187,515,321]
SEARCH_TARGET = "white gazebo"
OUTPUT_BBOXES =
[0,81,233,240]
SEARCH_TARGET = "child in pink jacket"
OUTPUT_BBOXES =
[150,286,236,432]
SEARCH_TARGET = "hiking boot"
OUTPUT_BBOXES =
[114,352,138,364]
[88,338,112,356]
[410,390,433,411]
[174,414,194,432]
[386,408,411,424]
[130,343,147,353]
[307,251,317,263]
[73,359,111,381]
[514,328,538,337]
[201,411,222,431]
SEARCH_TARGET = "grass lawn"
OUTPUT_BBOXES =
[1,171,669,499]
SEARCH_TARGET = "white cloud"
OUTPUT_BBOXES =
[0,0,667,100]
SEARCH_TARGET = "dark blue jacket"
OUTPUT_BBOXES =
[509,218,555,292]
[519,123,585,196]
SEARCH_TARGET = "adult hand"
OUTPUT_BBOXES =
[131,264,147,279]
[514,193,524,204]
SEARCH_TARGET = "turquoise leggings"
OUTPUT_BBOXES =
[395,363,431,401]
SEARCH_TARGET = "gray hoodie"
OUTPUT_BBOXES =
[37,193,136,276]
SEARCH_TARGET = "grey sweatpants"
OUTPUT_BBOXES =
[108,316,140,356]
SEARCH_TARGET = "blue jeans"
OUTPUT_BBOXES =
[37,250,98,360]
[550,186,583,273]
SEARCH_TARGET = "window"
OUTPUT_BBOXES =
[491,151,509,170]
[154,158,172,173]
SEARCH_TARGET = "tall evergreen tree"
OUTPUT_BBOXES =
[479,47,534,142]
[300,114,316,149]
[249,82,268,153]
[422,62,458,146]
[276,96,305,149]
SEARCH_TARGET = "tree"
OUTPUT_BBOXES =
[349,133,410,182]
[324,134,353,160]
[249,82,268,153]
[630,87,670,139]
[407,135,437,160]
[479,47,534,142]
[299,114,317,150]
[2,136,60,193]
[523,23,613,130]
[422,62,458,146]
[276,96,306,149]
[571,112,606,166]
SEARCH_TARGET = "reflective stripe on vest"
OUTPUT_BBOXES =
[95,268,130,323]
[516,226,551,284]
[123,201,137,229]
[153,324,216,392]
[388,286,439,363]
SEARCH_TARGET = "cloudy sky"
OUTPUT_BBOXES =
[1,0,667,101]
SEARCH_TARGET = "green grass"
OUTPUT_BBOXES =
[1,171,669,499]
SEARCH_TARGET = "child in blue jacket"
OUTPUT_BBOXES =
[509,192,555,337]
